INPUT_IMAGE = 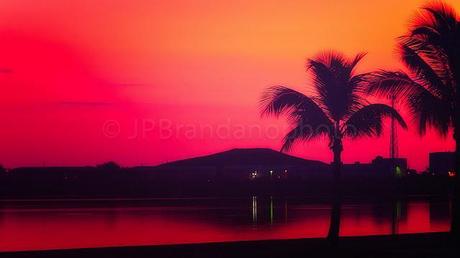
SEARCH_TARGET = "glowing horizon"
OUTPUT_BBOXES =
[0,0,458,170]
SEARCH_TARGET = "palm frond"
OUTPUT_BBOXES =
[398,35,452,86]
[409,2,458,58]
[407,87,452,135]
[398,35,442,57]
[281,114,332,152]
[366,70,452,136]
[343,104,407,138]
[260,85,334,152]
[399,43,453,100]
[307,52,366,121]
[411,25,441,39]
[366,70,426,98]
[260,86,319,117]
[422,4,458,31]
[348,52,367,75]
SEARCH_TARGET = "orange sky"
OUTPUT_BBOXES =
[0,0,458,169]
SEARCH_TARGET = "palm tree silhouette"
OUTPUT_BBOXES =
[260,51,407,243]
[366,2,460,237]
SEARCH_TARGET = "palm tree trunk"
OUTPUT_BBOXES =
[327,137,342,245]
[328,192,341,245]
[452,136,460,237]
[451,62,460,238]
[451,108,460,238]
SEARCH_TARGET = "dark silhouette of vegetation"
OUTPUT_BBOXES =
[1,149,452,199]
[366,2,460,237]
[260,51,407,244]
[96,161,121,171]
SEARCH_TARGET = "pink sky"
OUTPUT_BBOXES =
[0,0,458,170]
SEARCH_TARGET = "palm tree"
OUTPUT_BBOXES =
[366,2,460,236]
[260,51,407,243]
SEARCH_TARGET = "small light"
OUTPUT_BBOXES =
[448,171,456,177]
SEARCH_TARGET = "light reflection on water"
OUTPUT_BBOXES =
[0,196,451,252]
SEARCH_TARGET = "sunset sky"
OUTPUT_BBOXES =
[0,0,458,170]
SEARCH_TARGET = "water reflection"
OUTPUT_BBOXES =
[0,197,451,252]
[392,200,401,235]
[269,196,273,225]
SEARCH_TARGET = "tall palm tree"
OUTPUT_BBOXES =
[260,51,407,243]
[366,2,460,236]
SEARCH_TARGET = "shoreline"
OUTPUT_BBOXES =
[0,192,452,201]
[1,233,457,258]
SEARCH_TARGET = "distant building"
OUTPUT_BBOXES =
[429,152,455,176]
[341,157,408,178]
[342,162,374,178]
[372,156,407,177]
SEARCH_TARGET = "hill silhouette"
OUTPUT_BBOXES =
[157,148,326,168]
[0,148,454,199]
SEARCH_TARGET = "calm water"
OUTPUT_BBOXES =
[0,196,451,251]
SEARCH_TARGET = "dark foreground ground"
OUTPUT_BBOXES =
[0,233,458,258]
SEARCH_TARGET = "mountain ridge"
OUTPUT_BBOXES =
[156,148,327,168]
